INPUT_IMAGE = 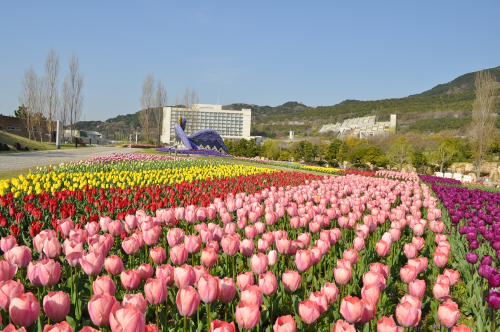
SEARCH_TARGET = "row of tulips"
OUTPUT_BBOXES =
[0,170,475,332]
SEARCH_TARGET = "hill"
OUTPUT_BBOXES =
[411,66,500,97]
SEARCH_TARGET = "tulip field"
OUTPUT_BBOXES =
[0,153,498,332]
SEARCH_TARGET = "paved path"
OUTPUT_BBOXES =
[0,147,143,172]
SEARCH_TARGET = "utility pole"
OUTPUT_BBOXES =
[135,132,138,144]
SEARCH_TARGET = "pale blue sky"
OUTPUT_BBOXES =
[1,1,499,121]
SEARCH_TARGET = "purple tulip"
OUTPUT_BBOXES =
[481,255,493,266]
[489,270,500,288]
[466,253,479,264]
[469,240,480,250]
[486,289,500,309]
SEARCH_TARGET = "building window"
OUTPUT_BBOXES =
[7,126,21,131]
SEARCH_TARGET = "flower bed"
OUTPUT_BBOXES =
[419,175,462,186]
[156,148,233,158]
[0,168,473,331]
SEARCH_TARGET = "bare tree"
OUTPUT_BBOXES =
[60,76,70,138]
[181,86,199,134]
[18,66,39,140]
[471,70,497,178]
[62,52,84,142]
[387,137,412,171]
[42,47,60,136]
[153,78,167,144]
[139,73,155,143]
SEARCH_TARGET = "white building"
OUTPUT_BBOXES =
[161,104,261,144]
[318,114,396,140]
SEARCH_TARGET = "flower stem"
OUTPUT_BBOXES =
[156,305,159,328]
[206,303,210,331]
[184,316,187,332]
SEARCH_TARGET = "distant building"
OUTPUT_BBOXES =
[0,114,55,142]
[160,104,262,145]
[318,114,397,140]
[63,130,105,139]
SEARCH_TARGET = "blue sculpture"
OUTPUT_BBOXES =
[174,117,229,154]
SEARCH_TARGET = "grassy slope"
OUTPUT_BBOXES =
[0,131,93,153]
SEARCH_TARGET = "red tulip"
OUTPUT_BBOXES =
[88,293,117,327]
[437,299,459,328]
[9,292,40,327]
[120,270,141,291]
[273,315,296,332]
[0,279,24,311]
[109,302,146,332]
[198,274,219,304]
[176,286,200,317]
[93,275,116,296]
[298,299,320,325]
[218,277,236,303]
[340,295,363,324]
[105,255,124,275]
[144,278,167,305]
[43,291,70,323]
[235,301,260,329]
[144,324,160,332]
[451,325,472,332]
[123,293,148,314]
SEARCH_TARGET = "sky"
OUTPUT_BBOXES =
[1,1,499,121]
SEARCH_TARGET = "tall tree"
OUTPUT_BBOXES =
[62,52,84,142]
[470,70,497,178]
[431,143,456,173]
[42,47,60,135]
[140,73,155,143]
[154,78,168,144]
[181,87,200,134]
[387,137,411,171]
[18,66,39,140]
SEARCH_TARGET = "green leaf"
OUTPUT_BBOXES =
[66,315,77,332]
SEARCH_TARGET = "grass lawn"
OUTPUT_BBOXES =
[0,131,95,153]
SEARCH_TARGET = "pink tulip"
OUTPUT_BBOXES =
[375,240,390,257]
[451,326,472,332]
[63,239,83,267]
[92,275,116,296]
[120,270,141,291]
[85,222,100,237]
[79,251,104,276]
[105,255,124,276]
[0,259,17,282]
[403,243,417,259]
[400,265,417,284]
[409,279,426,299]
[39,259,61,287]
[174,264,196,288]
[298,299,320,325]
[58,220,75,238]
[309,291,328,314]
[395,301,421,327]
[137,264,154,280]
[359,299,376,323]
[361,284,381,304]
[294,250,312,273]
[377,315,403,332]
[184,234,202,254]
[250,253,269,275]
[176,286,200,317]
[144,278,167,305]
[9,292,40,328]
[241,285,263,306]
[282,270,301,292]
[412,237,425,251]
[143,227,161,246]
[437,299,459,328]
[259,272,278,296]
[370,262,389,278]
[42,291,70,323]
[4,246,32,268]
[122,293,147,314]
[200,247,218,268]
[433,250,448,268]
[343,249,359,265]
[235,301,260,329]
[0,236,17,253]
[88,293,117,327]
[353,237,365,252]
[124,214,138,232]
[0,279,24,311]
[109,302,145,332]
[321,282,339,304]
[156,264,174,286]
[340,295,363,324]
[108,220,124,237]
[332,320,356,332]
[209,320,236,332]
[334,266,352,285]
[122,237,140,255]
[149,247,166,264]
[42,321,72,332]
[443,269,459,286]
[198,274,219,304]
[273,315,296,332]
[432,282,451,302]
[218,277,236,303]
[268,250,278,266]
